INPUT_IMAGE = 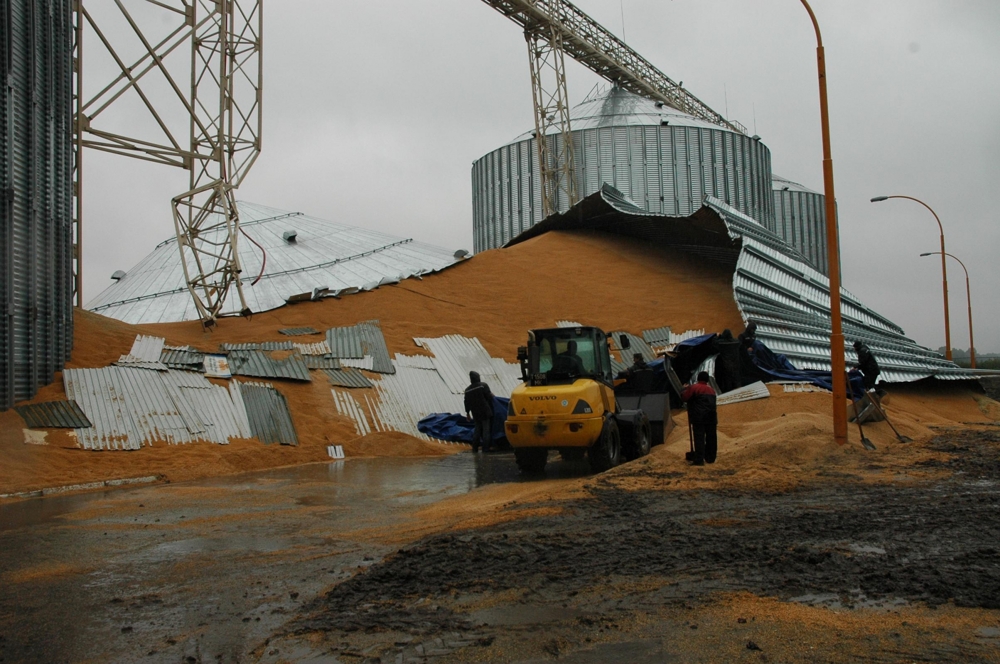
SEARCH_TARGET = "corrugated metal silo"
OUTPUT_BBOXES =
[472,87,773,251]
[1,0,75,409]
[770,174,829,276]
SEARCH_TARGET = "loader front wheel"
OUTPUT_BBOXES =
[589,419,621,473]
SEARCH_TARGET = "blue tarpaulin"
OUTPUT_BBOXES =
[750,340,866,399]
[417,396,509,444]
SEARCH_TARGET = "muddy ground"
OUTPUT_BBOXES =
[265,427,1000,663]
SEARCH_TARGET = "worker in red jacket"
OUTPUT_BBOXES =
[682,371,718,466]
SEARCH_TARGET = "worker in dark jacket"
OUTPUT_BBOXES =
[714,329,742,393]
[464,371,494,453]
[616,352,648,379]
[682,371,718,466]
[854,341,881,391]
[737,321,759,386]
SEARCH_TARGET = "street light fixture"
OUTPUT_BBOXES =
[920,251,975,369]
[800,0,848,446]
[870,195,952,361]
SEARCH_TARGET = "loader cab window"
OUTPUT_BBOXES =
[535,329,601,382]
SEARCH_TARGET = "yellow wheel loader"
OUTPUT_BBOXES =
[505,326,670,474]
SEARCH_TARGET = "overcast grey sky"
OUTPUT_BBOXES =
[81,0,999,353]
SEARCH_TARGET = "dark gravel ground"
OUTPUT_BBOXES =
[275,428,1000,663]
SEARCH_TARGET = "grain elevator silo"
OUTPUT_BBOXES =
[770,174,829,276]
[0,0,75,409]
[472,86,773,252]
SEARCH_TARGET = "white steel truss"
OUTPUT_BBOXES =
[481,0,746,134]
[73,0,262,326]
[525,24,577,217]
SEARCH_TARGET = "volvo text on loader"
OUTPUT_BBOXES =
[506,326,671,474]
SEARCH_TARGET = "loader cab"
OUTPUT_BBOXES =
[519,327,615,386]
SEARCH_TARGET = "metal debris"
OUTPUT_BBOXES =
[203,354,232,378]
[394,353,436,370]
[412,335,520,396]
[717,381,771,406]
[324,368,373,389]
[303,355,342,370]
[220,341,294,351]
[340,356,375,371]
[228,349,311,382]
[293,341,332,356]
[117,335,168,371]
[556,320,584,327]
[239,381,298,445]
[15,400,93,429]
[326,321,394,373]
[326,325,365,359]
[279,327,321,336]
[331,389,371,436]
[160,347,205,371]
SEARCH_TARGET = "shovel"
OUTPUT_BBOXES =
[685,416,695,461]
[866,391,913,443]
[852,395,876,450]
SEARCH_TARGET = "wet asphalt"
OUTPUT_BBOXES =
[0,451,546,664]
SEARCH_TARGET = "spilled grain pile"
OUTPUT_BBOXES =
[2,229,996,497]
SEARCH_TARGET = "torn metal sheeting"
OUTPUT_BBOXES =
[324,368,373,389]
[326,325,365,359]
[642,326,706,348]
[327,445,345,459]
[393,353,436,370]
[62,367,247,450]
[15,400,93,429]
[412,335,521,397]
[556,320,583,328]
[331,389,371,436]
[369,362,464,440]
[293,341,332,356]
[220,341,294,351]
[279,327,320,336]
[119,335,166,363]
[303,355,342,370]
[228,349,311,382]
[326,321,394,373]
[717,381,771,406]
[340,356,374,371]
[160,347,205,370]
[239,382,298,445]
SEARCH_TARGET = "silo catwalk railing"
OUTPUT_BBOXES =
[73,0,262,326]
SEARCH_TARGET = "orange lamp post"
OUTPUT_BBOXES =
[871,195,952,361]
[921,251,975,369]
[800,0,847,446]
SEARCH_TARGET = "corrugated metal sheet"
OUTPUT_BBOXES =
[279,327,320,336]
[324,368,373,389]
[327,324,365,359]
[62,367,246,450]
[642,327,706,348]
[85,201,468,324]
[413,335,520,397]
[369,362,464,440]
[394,353,436,370]
[119,335,166,364]
[717,381,770,406]
[293,341,332,356]
[160,347,205,370]
[340,356,375,370]
[220,341,294,351]
[227,380,253,438]
[239,381,298,445]
[303,355,342,370]
[15,400,92,428]
[358,321,394,374]
[472,87,772,252]
[556,320,583,328]
[1,0,75,410]
[228,349,311,382]
[331,389,371,436]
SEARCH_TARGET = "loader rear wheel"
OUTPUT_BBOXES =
[515,448,548,474]
[623,421,651,461]
[589,419,621,473]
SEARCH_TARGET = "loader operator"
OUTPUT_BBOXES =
[682,371,718,466]
[552,340,587,376]
[464,371,494,453]
[853,340,881,391]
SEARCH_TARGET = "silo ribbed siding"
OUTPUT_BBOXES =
[770,177,830,277]
[1,0,75,409]
[471,90,773,252]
